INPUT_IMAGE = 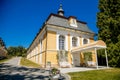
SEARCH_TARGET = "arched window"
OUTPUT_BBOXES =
[72,37,77,47]
[59,35,65,50]
[83,38,88,44]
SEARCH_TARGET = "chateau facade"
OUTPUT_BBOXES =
[27,5,107,68]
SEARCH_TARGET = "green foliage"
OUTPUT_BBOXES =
[57,50,68,62]
[97,49,105,57]
[7,46,27,57]
[51,67,59,75]
[107,43,120,67]
[97,0,120,67]
[83,52,92,63]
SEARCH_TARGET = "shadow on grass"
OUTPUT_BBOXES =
[0,63,49,80]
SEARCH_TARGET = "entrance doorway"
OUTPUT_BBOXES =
[73,53,80,67]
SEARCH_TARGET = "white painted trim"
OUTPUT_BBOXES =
[40,53,42,64]
[33,48,35,56]
[77,37,80,47]
[70,36,72,50]
[36,46,38,55]
[70,23,77,27]
[69,18,78,27]
[40,40,42,52]
[88,38,90,44]
[72,45,106,53]
[65,35,68,51]
[81,38,84,45]
[56,34,59,50]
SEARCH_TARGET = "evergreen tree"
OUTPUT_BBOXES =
[97,0,120,67]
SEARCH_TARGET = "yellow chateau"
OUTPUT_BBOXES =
[27,4,108,68]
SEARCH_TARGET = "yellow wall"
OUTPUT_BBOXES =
[42,32,47,66]
[91,50,96,63]
[47,31,56,50]
[46,51,58,65]
[79,36,82,46]
[42,32,47,51]
[90,38,94,43]
[89,38,96,63]
[68,51,72,64]
[37,44,40,64]
[80,52,84,64]
[68,34,72,64]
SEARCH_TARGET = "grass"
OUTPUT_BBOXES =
[0,57,13,63]
[0,58,9,63]
[20,57,41,68]
[68,68,120,80]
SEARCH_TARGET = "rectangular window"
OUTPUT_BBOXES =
[59,35,65,50]
[59,39,65,50]
[72,37,77,47]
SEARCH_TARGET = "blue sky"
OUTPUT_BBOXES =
[0,0,99,48]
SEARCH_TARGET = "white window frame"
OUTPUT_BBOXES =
[56,34,68,51]
[59,35,65,50]
[72,37,77,47]
[71,36,80,48]
[82,38,89,45]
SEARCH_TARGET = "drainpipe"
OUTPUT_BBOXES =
[45,27,48,68]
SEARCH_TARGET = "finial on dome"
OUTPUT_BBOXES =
[58,4,64,16]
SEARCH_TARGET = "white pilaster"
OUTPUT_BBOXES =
[77,37,80,46]
[105,49,109,68]
[56,34,59,50]
[95,48,98,69]
[65,35,68,51]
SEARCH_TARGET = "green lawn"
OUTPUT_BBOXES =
[20,57,41,68]
[0,58,9,63]
[0,57,12,63]
[68,68,120,80]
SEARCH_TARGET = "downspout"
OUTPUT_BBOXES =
[45,26,48,68]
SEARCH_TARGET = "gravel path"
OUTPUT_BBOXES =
[0,57,67,80]
[0,57,50,80]
[4,57,21,66]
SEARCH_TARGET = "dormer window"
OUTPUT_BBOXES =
[69,16,78,27]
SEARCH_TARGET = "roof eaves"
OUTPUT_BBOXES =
[27,23,46,52]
